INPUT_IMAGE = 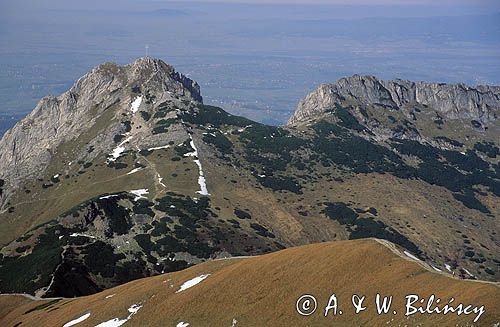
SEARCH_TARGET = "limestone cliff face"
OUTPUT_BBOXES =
[288,75,500,125]
[0,57,201,206]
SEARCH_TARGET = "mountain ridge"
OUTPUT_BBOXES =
[2,239,499,327]
[0,58,498,300]
[288,75,500,126]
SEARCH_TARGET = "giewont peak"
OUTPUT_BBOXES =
[0,57,202,188]
[77,57,202,103]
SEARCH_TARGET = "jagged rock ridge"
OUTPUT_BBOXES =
[288,75,500,125]
[0,58,200,183]
[0,57,201,208]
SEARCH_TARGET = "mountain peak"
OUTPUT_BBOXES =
[126,57,174,81]
[0,58,202,192]
[288,75,500,125]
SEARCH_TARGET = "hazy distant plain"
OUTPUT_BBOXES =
[0,0,499,134]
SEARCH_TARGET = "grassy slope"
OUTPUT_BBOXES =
[1,239,498,326]
[1,112,499,284]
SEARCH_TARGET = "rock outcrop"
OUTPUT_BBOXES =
[288,75,500,125]
[0,58,201,194]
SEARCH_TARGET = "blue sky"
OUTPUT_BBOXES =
[164,0,500,5]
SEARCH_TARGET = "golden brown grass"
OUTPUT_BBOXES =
[1,239,498,326]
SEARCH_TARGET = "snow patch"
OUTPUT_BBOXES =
[176,322,190,327]
[445,264,452,272]
[130,96,143,113]
[109,146,126,161]
[238,124,253,132]
[105,294,115,299]
[431,265,442,272]
[176,274,210,293]
[70,233,96,239]
[231,318,238,326]
[147,145,170,151]
[95,304,142,327]
[129,189,149,201]
[100,194,120,200]
[403,251,420,261]
[157,173,166,188]
[183,139,198,158]
[63,312,91,327]
[193,159,209,196]
[94,318,123,327]
[463,268,474,277]
[184,136,209,196]
[108,136,133,162]
[128,304,142,314]
[126,168,143,175]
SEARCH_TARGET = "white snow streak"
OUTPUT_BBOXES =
[129,189,149,201]
[157,173,166,188]
[108,136,133,162]
[105,294,115,299]
[94,304,142,327]
[147,145,170,151]
[176,274,210,293]
[403,251,420,261]
[126,168,143,175]
[176,322,190,327]
[431,265,442,272]
[99,194,120,200]
[128,305,142,314]
[63,312,91,327]
[109,146,126,161]
[193,159,209,196]
[237,125,252,133]
[95,318,123,327]
[130,96,143,113]
[445,264,452,272]
[70,233,96,239]
[184,136,209,196]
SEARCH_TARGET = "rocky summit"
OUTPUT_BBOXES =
[0,58,201,192]
[0,58,498,300]
[289,75,500,125]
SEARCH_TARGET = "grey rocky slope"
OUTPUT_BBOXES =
[0,58,201,209]
[289,75,500,126]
